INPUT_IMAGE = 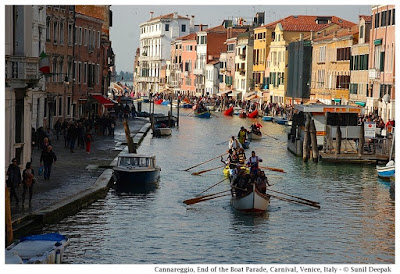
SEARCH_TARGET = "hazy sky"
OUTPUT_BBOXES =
[109,5,371,72]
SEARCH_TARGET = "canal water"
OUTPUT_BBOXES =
[42,104,395,264]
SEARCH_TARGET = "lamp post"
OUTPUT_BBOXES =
[383,93,390,123]
[63,75,69,121]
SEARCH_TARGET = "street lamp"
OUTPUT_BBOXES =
[383,93,391,122]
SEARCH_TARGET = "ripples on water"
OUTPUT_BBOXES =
[42,105,395,264]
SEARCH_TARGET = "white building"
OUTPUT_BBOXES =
[234,32,254,100]
[205,60,221,95]
[5,5,46,168]
[136,12,192,94]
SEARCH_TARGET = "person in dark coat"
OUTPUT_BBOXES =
[6,158,21,205]
[22,162,35,208]
[40,145,57,180]
[68,123,78,152]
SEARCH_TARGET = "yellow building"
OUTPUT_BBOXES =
[255,15,356,104]
[310,24,359,104]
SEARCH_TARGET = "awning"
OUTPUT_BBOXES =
[92,95,115,108]
[355,101,366,107]
[374,39,382,45]
[217,90,232,96]
[228,91,240,97]
[246,94,259,101]
[333,98,341,103]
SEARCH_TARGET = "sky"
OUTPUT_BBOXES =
[109,4,372,73]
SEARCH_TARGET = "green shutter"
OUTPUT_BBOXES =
[380,51,385,71]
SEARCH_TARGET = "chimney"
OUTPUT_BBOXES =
[300,33,303,41]
[199,24,203,31]
[310,31,314,40]
[190,15,195,30]
[173,12,178,19]
[150,11,154,20]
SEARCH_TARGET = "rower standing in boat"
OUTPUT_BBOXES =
[238,126,249,145]
[250,123,262,136]
[229,136,242,150]
[247,151,263,175]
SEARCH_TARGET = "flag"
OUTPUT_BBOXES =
[39,51,50,74]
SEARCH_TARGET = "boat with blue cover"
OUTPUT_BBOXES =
[377,160,395,179]
[262,116,273,121]
[194,110,211,118]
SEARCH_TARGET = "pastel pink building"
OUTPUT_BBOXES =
[180,33,197,95]
[368,5,395,122]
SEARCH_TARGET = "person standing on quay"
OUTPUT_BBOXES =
[85,130,94,154]
[22,162,35,208]
[6,158,21,206]
[40,145,57,180]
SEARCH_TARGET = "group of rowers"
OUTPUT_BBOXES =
[222,135,271,197]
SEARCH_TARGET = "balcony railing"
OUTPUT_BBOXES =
[368,69,381,80]
[5,56,40,83]
[193,68,205,75]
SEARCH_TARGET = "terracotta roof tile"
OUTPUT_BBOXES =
[261,15,356,32]
[359,15,372,22]
[177,33,196,41]
[201,25,227,33]
[312,24,359,42]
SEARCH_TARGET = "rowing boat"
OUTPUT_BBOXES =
[247,109,258,118]
[224,106,234,116]
[223,165,250,178]
[231,184,270,212]
[194,110,211,118]
[248,132,262,140]
[262,116,273,121]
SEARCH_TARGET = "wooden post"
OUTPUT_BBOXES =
[177,96,180,128]
[123,119,136,153]
[303,114,311,162]
[5,187,13,246]
[310,118,319,162]
[336,124,342,155]
[168,110,171,128]
[358,122,364,156]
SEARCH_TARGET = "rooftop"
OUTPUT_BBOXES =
[147,12,189,22]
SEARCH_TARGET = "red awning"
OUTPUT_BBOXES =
[92,95,115,108]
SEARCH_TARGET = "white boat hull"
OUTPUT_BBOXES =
[158,127,172,136]
[231,185,270,212]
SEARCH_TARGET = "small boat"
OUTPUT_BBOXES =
[5,233,70,264]
[113,154,161,188]
[239,111,247,118]
[154,99,163,105]
[154,127,172,136]
[273,117,288,125]
[224,106,234,116]
[247,109,258,118]
[194,110,211,118]
[181,103,193,108]
[233,107,242,115]
[377,160,395,179]
[231,184,270,212]
[142,96,150,103]
[262,116,273,121]
[248,132,262,140]
[206,105,215,111]
[161,100,170,105]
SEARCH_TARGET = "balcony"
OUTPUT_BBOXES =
[5,56,40,88]
[368,69,381,80]
[239,53,246,60]
[193,68,205,75]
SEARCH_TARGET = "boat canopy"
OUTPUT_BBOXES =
[294,104,363,114]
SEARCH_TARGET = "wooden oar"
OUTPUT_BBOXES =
[186,110,194,116]
[191,165,225,176]
[216,140,229,145]
[196,178,228,196]
[183,189,231,205]
[183,152,228,171]
[266,189,320,205]
[262,132,280,141]
[184,193,231,205]
[269,194,320,209]
[259,166,286,173]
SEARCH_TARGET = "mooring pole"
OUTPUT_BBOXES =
[123,119,136,153]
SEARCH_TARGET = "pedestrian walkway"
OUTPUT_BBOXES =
[11,117,150,222]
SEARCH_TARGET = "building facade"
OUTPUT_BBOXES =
[136,12,191,95]
[368,5,395,122]
[234,32,254,99]
[180,33,197,95]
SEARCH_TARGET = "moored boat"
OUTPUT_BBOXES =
[377,160,395,179]
[154,127,172,136]
[5,233,70,264]
[161,100,170,105]
[154,99,163,105]
[262,116,273,121]
[242,141,250,149]
[247,109,258,118]
[224,106,234,116]
[239,111,247,118]
[273,117,288,125]
[231,184,270,212]
[113,154,161,189]
[233,107,242,115]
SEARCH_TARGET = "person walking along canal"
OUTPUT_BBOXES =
[22,162,35,208]
[85,130,94,154]
[6,158,21,206]
[40,145,57,180]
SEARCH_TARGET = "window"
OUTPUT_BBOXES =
[165,24,169,31]
[68,23,73,45]
[98,31,101,48]
[181,24,186,32]
[79,27,82,45]
[46,17,51,41]
[97,64,100,84]
[317,70,325,88]
[360,25,364,39]
[336,47,351,61]
[58,97,62,116]
[15,97,24,143]
[74,61,77,81]
[84,63,87,84]
[349,83,358,94]
[58,60,63,82]
[52,60,57,82]
[84,28,87,46]
[336,75,350,89]
[78,62,82,83]
[67,97,71,116]
[53,21,58,42]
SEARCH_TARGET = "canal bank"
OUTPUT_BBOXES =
[9,117,152,240]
